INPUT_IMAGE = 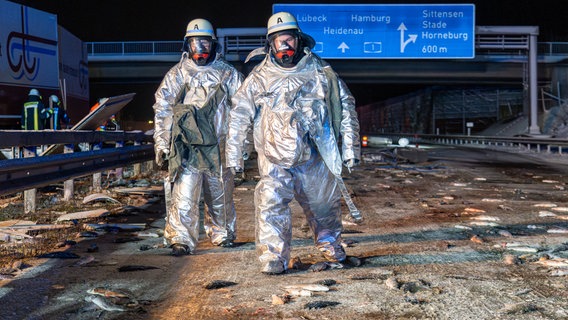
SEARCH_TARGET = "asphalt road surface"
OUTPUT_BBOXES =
[1,145,567,319]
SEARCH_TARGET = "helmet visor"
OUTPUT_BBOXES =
[188,37,212,54]
[270,31,298,52]
[187,37,213,65]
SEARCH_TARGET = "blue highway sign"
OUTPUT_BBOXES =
[273,4,475,59]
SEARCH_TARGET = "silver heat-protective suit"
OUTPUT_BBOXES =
[153,51,243,251]
[226,47,360,273]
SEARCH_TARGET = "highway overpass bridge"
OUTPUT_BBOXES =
[86,26,568,134]
[87,26,567,85]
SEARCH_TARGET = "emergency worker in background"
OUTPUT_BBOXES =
[46,95,70,130]
[153,18,243,256]
[226,12,361,274]
[22,89,49,130]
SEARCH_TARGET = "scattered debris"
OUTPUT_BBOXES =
[271,294,290,305]
[385,276,400,290]
[82,193,122,204]
[503,254,521,265]
[470,235,484,244]
[287,257,306,270]
[55,209,109,222]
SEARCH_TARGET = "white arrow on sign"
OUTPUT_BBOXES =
[337,42,350,53]
[397,23,417,53]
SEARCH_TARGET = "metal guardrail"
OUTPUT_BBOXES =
[368,132,568,159]
[86,36,568,62]
[0,130,154,197]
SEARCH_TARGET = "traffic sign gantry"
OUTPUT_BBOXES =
[272,4,475,59]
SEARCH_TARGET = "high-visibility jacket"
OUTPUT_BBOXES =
[22,97,48,130]
[46,102,70,130]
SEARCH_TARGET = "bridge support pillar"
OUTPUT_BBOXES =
[529,31,541,135]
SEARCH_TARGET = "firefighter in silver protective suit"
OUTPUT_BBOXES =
[226,12,361,274]
[153,18,243,256]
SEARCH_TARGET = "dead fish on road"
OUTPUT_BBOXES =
[533,203,557,208]
[117,265,160,272]
[88,287,129,298]
[547,227,568,234]
[74,255,96,266]
[85,295,125,312]
[469,221,500,227]
[534,258,568,268]
[497,229,513,237]
[304,301,340,309]
[316,279,337,286]
[37,252,80,259]
[470,215,500,221]
[308,262,343,272]
[204,280,237,289]
[538,211,556,217]
[284,284,330,292]
[285,288,313,297]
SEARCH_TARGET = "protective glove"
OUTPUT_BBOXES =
[155,148,169,170]
[343,159,359,172]
[229,167,243,176]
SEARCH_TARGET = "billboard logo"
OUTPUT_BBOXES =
[7,6,57,81]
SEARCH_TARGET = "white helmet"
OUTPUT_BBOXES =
[267,12,300,38]
[29,88,40,96]
[185,18,216,40]
[49,95,59,103]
